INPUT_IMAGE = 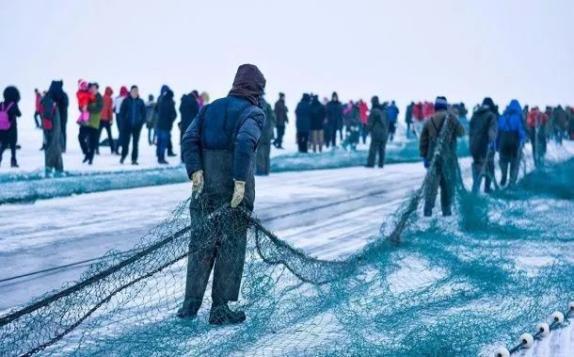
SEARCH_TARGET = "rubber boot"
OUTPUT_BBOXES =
[176,307,198,320]
[11,158,18,168]
[209,303,246,325]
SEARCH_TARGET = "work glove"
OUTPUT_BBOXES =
[191,170,204,199]
[230,180,246,208]
[423,158,430,169]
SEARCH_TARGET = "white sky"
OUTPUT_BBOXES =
[1,0,573,114]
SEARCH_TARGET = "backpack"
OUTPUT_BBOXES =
[0,102,14,130]
[498,114,519,158]
[43,104,57,131]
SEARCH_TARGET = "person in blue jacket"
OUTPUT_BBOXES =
[179,64,266,325]
[386,100,399,142]
[496,99,526,187]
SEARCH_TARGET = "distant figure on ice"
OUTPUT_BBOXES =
[179,91,200,160]
[551,105,569,144]
[119,85,146,165]
[40,81,65,174]
[358,99,369,144]
[179,64,266,325]
[419,96,465,217]
[145,94,157,146]
[412,101,424,137]
[273,92,288,149]
[0,86,22,168]
[497,100,526,187]
[366,96,388,168]
[256,96,275,175]
[34,88,43,128]
[156,85,177,158]
[325,92,343,148]
[156,88,177,164]
[527,106,548,168]
[386,100,399,142]
[97,86,115,155]
[342,100,361,151]
[469,97,498,193]
[405,102,414,138]
[114,86,129,140]
[80,83,103,165]
[310,95,326,152]
[295,94,311,153]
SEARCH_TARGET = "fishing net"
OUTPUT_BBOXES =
[1,123,573,356]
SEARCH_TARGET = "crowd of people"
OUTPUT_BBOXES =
[290,93,401,155]
[1,81,574,181]
[1,64,574,326]
[0,81,211,173]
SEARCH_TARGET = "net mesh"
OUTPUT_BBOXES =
[1,127,573,357]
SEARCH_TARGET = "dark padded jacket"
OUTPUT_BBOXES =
[469,106,497,159]
[179,93,199,133]
[156,90,177,131]
[120,96,147,128]
[182,94,264,183]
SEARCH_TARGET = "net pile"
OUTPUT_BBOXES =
[1,130,573,356]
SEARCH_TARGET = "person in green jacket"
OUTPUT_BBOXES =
[79,83,103,165]
[366,96,389,168]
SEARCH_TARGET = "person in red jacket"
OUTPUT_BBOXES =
[76,79,94,125]
[422,101,435,120]
[96,87,115,154]
[527,106,548,167]
[358,99,369,144]
[412,102,425,137]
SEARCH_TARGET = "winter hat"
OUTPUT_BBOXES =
[3,86,20,103]
[228,64,266,105]
[482,97,495,112]
[78,79,88,91]
[119,86,129,97]
[434,96,448,111]
[371,95,381,108]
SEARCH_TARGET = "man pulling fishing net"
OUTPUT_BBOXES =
[419,96,465,217]
[178,64,266,325]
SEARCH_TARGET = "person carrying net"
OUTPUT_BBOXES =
[419,96,465,217]
[179,64,266,325]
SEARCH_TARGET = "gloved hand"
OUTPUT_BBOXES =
[423,158,430,169]
[191,170,204,199]
[230,180,246,208]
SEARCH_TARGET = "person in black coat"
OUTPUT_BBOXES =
[156,89,177,164]
[273,92,288,149]
[325,92,343,148]
[179,91,200,161]
[58,85,69,152]
[179,64,266,325]
[309,95,325,152]
[295,93,311,153]
[119,85,146,165]
[469,97,498,193]
[0,86,22,168]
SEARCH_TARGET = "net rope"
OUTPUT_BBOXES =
[1,122,573,356]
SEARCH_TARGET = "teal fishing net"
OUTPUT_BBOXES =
[0,128,572,356]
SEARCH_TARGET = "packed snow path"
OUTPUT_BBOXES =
[1,142,573,356]
[0,162,423,310]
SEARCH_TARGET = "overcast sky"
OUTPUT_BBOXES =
[1,0,573,113]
